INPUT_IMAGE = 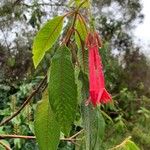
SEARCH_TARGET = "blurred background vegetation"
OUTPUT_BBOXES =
[0,0,150,149]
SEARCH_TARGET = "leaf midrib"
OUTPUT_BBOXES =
[42,17,63,51]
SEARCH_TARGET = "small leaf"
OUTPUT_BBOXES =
[34,91,60,150]
[32,16,64,68]
[49,45,77,135]
[81,104,105,150]
[68,0,74,6]
[109,137,140,150]
[68,0,90,8]
[75,0,90,8]
[126,140,140,150]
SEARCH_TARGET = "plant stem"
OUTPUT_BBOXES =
[0,75,47,127]
[69,129,84,139]
[0,130,83,147]
[0,135,36,140]
[0,133,83,141]
[65,12,78,46]
[64,0,87,46]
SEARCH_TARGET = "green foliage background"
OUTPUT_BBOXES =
[0,0,150,150]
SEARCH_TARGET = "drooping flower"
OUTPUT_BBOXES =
[86,32,111,106]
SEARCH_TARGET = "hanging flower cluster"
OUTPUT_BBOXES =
[86,32,112,106]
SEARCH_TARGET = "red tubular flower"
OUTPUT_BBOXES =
[86,32,111,106]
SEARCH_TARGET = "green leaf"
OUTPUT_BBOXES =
[75,15,87,49]
[68,0,90,8]
[75,131,86,150]
[100,110,114,123]
[81,104,105,150]
[49,45,77,135]
[75,16,88,73]
[68,0,74,6]
[109,137,140,150]
[126,140,140,150]
[32,16,64,68]
[78,71,89,97]
[75,67,83,104]
[75,0,90,8]
[34,91,60,150]
[78,47,89,73]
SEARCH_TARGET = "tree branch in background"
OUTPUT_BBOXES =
[0,134,36,140]
[0,75,47,127]
[0,134,81,141]
[0,129,83,145]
